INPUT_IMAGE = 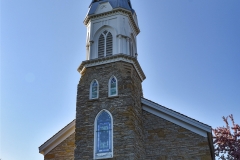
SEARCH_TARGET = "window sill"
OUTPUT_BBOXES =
[108,95,119,99]
[88,98,99,102]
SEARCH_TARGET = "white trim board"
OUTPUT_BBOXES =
[141,98,212,137]
[78,54,146,81]
[39,120,76,155]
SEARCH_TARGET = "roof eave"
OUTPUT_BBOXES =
[39,120,76,155]
[141,97,212,137]
[83,8,140,35]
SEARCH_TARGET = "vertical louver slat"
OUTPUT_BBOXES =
[98,34,105,58]
[106,32,113,57]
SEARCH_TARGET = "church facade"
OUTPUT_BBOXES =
[39,0,215,159]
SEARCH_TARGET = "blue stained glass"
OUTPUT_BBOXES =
[96,111,112,153]
[110,77,117,96]
[111,78,116,84]
[91,80,98,98]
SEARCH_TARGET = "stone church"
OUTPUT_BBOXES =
[39,0,215,159]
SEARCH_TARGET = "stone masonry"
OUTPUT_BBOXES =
[44,133,75,160]
[75,60,146,160]
[143,111,212,160]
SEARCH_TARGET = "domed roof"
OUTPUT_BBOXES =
[87,0,135,15]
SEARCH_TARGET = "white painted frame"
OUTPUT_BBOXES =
[108,76,118,97]
[98,31,113,58]
[93,109,114,159]
[92,25,117,59]
[90,79,99,99]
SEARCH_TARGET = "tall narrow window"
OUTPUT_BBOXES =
[98,31,113,58]
[90,80,99,99]
[106,32,113,57]
[108,76,118,97]
[94,110,113,159]
[98,34,105,58]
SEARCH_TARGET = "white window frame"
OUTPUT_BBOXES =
[98,31,113,58]
[93,109,114,159]
[90,79,99,99]
[108,76,118,97]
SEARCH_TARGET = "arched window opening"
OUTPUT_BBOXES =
[90,80,99,99]
[98,34,105,58]
[94,110,113,159]
[98,31,113,58]
[109,76,118,97]
[106,32,113,57]
[103,30,108,35]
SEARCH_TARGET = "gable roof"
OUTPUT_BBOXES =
[142,97,215,160]
[141,97,212,137]
[39,119,75,155]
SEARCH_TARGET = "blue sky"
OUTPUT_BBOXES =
[1,0,240,159]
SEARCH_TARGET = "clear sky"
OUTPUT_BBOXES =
[1,0,240,159]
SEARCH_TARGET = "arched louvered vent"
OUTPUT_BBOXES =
[103,30,108,35]
[98,34,105,58]
[106,32,113,57]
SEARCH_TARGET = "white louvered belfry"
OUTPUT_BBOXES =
[98,31,113,58]
[85,0,140,60]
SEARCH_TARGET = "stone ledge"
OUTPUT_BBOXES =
[77,54,146,82]
[107,95,119,99]
[88,98,99,102]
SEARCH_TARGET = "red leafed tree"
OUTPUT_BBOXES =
[213,114,240,160]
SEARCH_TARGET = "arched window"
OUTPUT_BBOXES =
[108,76,118,97]
[98,31,113,58]
[94,110,113,159]
[90,80,99,99]
[106,32,113,57]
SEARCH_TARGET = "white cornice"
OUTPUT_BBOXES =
[39,120,76,156]
[141,98,212,137]
[84,8,140,35]
[78,54,146,82]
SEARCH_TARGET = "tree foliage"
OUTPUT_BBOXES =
[213,114,240,160]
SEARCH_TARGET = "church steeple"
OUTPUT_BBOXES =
[75,1,146,159]
[84,0,140,60]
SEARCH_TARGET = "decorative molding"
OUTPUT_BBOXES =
[77,54,146,82]
[85,8,140,35]
[39,120,76,155]
[141,98,212,137]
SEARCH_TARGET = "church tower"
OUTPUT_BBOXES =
[75,0,146,159]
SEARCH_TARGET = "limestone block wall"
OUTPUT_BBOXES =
[44,133,75,160]
[75,61,145,160]
[142,111,212,160]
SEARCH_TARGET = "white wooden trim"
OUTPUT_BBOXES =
[108,76,118,97]
[78,55,145,81]
[39,120,75,155]
[90,79,99,99]
[141,98,212,137]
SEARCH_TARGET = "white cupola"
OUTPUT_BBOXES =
[84,0,140,60]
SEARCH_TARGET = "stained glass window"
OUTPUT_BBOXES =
[109,77,117,96]
[91,80,98,99]
[96,111,112,154]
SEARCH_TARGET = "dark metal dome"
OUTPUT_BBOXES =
[88,0,135,15]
